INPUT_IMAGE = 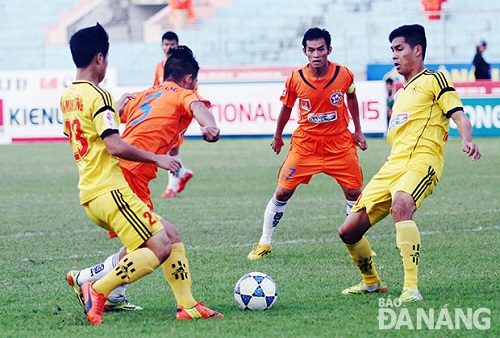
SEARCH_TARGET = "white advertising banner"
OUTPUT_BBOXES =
[0,69,387,144]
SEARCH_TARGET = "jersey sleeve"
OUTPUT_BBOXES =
[92,94,120,139]
[153,60,164,86]
[181,90,210,115]
[345,67,356,94]
[433,71,463,118]
[280,71,297,108]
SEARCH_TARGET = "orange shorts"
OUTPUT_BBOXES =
[277,129,363,190]
[121,167,154,211]
[173,134,185,149]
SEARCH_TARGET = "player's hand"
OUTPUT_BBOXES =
[353,131,368,151]
[271,136,284,154]
[116,93,135,116]
[155,155,182,174]
[200,126,220,143]
[462,141,481,162]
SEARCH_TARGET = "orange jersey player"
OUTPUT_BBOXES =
[154,31,179,86]
[248,27,368,260]
[120,73,211,209]
[153,31,195,198]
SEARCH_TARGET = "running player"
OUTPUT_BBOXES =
[154,31,194,198]
[338,24,481,302]
[247,27,368,260]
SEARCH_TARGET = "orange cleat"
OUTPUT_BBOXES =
[177,170,194,193]
[81,281,107,325]
[161,188,177,198]
[176,302,224,320]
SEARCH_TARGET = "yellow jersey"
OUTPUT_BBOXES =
[387,69,463,173]
[60,80,129,205]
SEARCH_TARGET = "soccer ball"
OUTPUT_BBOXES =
[234,271,278,310]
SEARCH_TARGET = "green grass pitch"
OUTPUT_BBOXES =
[0,137,498,337]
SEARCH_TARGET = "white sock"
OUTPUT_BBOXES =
[77,252,120,285]
[346,199,356,216]
[77,252,128,302]
[167,171,180,190]
[258,196,287,245]
[107,284,128,303]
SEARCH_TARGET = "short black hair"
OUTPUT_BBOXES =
[389,24,427,60]
[162,31,179,43]
[164,45,199,83]
[69,23,109,68]
[302,27,331,48]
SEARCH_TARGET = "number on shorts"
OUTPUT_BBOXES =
[281,166,296,181]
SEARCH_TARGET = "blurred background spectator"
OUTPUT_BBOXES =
[473,40,491,80]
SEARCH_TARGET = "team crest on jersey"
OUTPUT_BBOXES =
[104,110,117,129]
[299,98,312,111]
[330,92,343,105]
[388,112,408,129]
[308,111,337,123]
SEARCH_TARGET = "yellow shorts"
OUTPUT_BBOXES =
[278,129,363,190]
[352,158,441,225]
[84,187,164,251]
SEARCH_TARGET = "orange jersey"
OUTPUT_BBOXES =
[281,61,355,137]
[153,58,167,86]
[120,81,210,181]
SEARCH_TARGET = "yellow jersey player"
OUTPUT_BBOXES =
[338,24,481,303]
[61,23,222,325]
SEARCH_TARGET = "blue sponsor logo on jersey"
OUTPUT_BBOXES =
[307,111,338,123]
[388,112,408,129]
[330,92,343,105]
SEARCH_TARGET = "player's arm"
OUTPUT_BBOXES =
[103,133,181,173]
[450,110,481,161]
[271,105,292,155]
[190,101,220,143]
[346,90,368,151]
[116,93,135,117]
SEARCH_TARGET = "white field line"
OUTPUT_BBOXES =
[16,224,499,262]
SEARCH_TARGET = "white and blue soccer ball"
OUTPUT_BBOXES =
[234,271,278,310]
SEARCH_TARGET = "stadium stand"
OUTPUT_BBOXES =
[0,0,498,86]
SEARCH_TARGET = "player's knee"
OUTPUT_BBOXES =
[274,186,294,201]
[391,193,416,222]
[338,223,358,244]
[145,231,172,263]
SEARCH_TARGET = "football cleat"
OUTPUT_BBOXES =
[161,188,177,198]
[66,270,84,308]
[81,281,107,326]
[176,302,224,320]
[177,170,194,193]
[105,299,143,311]
[398,288,423,303]
[247,243,272,260]
[341,281,388,295]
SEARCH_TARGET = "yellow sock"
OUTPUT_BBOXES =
[395,220,420,289]
[161,242,197,308]
[93,247,160,296]
[345,236,381,286]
